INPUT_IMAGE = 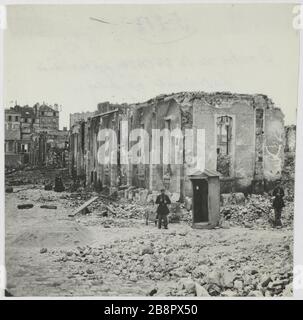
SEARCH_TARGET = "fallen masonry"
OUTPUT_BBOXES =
[4,167,294,297]
[219,194,293,229]
[40,205,57,209]
[17,204,34,209]
[6,187,13,193]
[49,226,293,297]
[68,196,99,217]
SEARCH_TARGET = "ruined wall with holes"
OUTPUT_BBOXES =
[70,92,285,197]
[193,93,256,193]
[86,103,127,191]
[130,98,182,195]
[192,93,285,194]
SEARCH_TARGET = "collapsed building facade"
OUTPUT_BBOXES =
[70,92,285,199]
[29,129,69,168]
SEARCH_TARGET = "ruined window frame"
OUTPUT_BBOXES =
[216,115,233,156]
[215,115,234,178]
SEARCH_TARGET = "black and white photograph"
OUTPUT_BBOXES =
[0,1,302,299]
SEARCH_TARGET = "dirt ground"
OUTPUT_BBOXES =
[5,183,293,297]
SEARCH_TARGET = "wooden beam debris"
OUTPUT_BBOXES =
[68,196,98,217]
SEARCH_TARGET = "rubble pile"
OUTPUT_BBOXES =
[220,194,293,228]
[61,192,97,208]
[217,154,231,177]
[65,195,148,220]
[51,231,293,297]
[5,167,71,187]
[77,217,138,228]
[92,200,149,220]
[36,194,57,203]
[6,179,294,297]
[63,189,191,223]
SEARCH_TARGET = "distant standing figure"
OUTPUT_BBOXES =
[155,189,171,229]
[272,183,285,227]
[54,176,65,192]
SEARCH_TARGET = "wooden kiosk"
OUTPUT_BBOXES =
[188,169,221,229]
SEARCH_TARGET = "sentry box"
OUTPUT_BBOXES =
[188,169,221,229]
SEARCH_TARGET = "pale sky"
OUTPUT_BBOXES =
[3,4,300,128]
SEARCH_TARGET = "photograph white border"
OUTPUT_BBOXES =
[0,0,302,300]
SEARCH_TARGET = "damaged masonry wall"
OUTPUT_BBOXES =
[285,125,296,153]
[70,92,285,198]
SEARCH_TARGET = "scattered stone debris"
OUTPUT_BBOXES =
[220,194,293,229]
[5,167,72,187]
[148,288,158,296]
[195,282,210,297]
[217,154,231,177]
[49,228,293,297]
[86,268,94,274]
[62,190,191,226]
[17,204,34,209]
[141,246,154,255]
[44,184,53,191]
[5,167,294,297]
[5,187,14,193]
[40,205,57,209]
[68,196,98,217]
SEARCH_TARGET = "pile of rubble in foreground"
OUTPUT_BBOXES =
[49,230,293,297]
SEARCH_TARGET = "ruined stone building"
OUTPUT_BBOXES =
[5,103,68,168]
[70,111,96,129]
[29,128,69,168]
[70,92,285,198]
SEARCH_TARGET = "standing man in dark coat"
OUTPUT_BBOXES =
[272,182,285,227]
[155,189,171,229]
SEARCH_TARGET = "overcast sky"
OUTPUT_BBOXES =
[3,4,300,128]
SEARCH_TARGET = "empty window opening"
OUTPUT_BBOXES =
[216,116,233,177]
